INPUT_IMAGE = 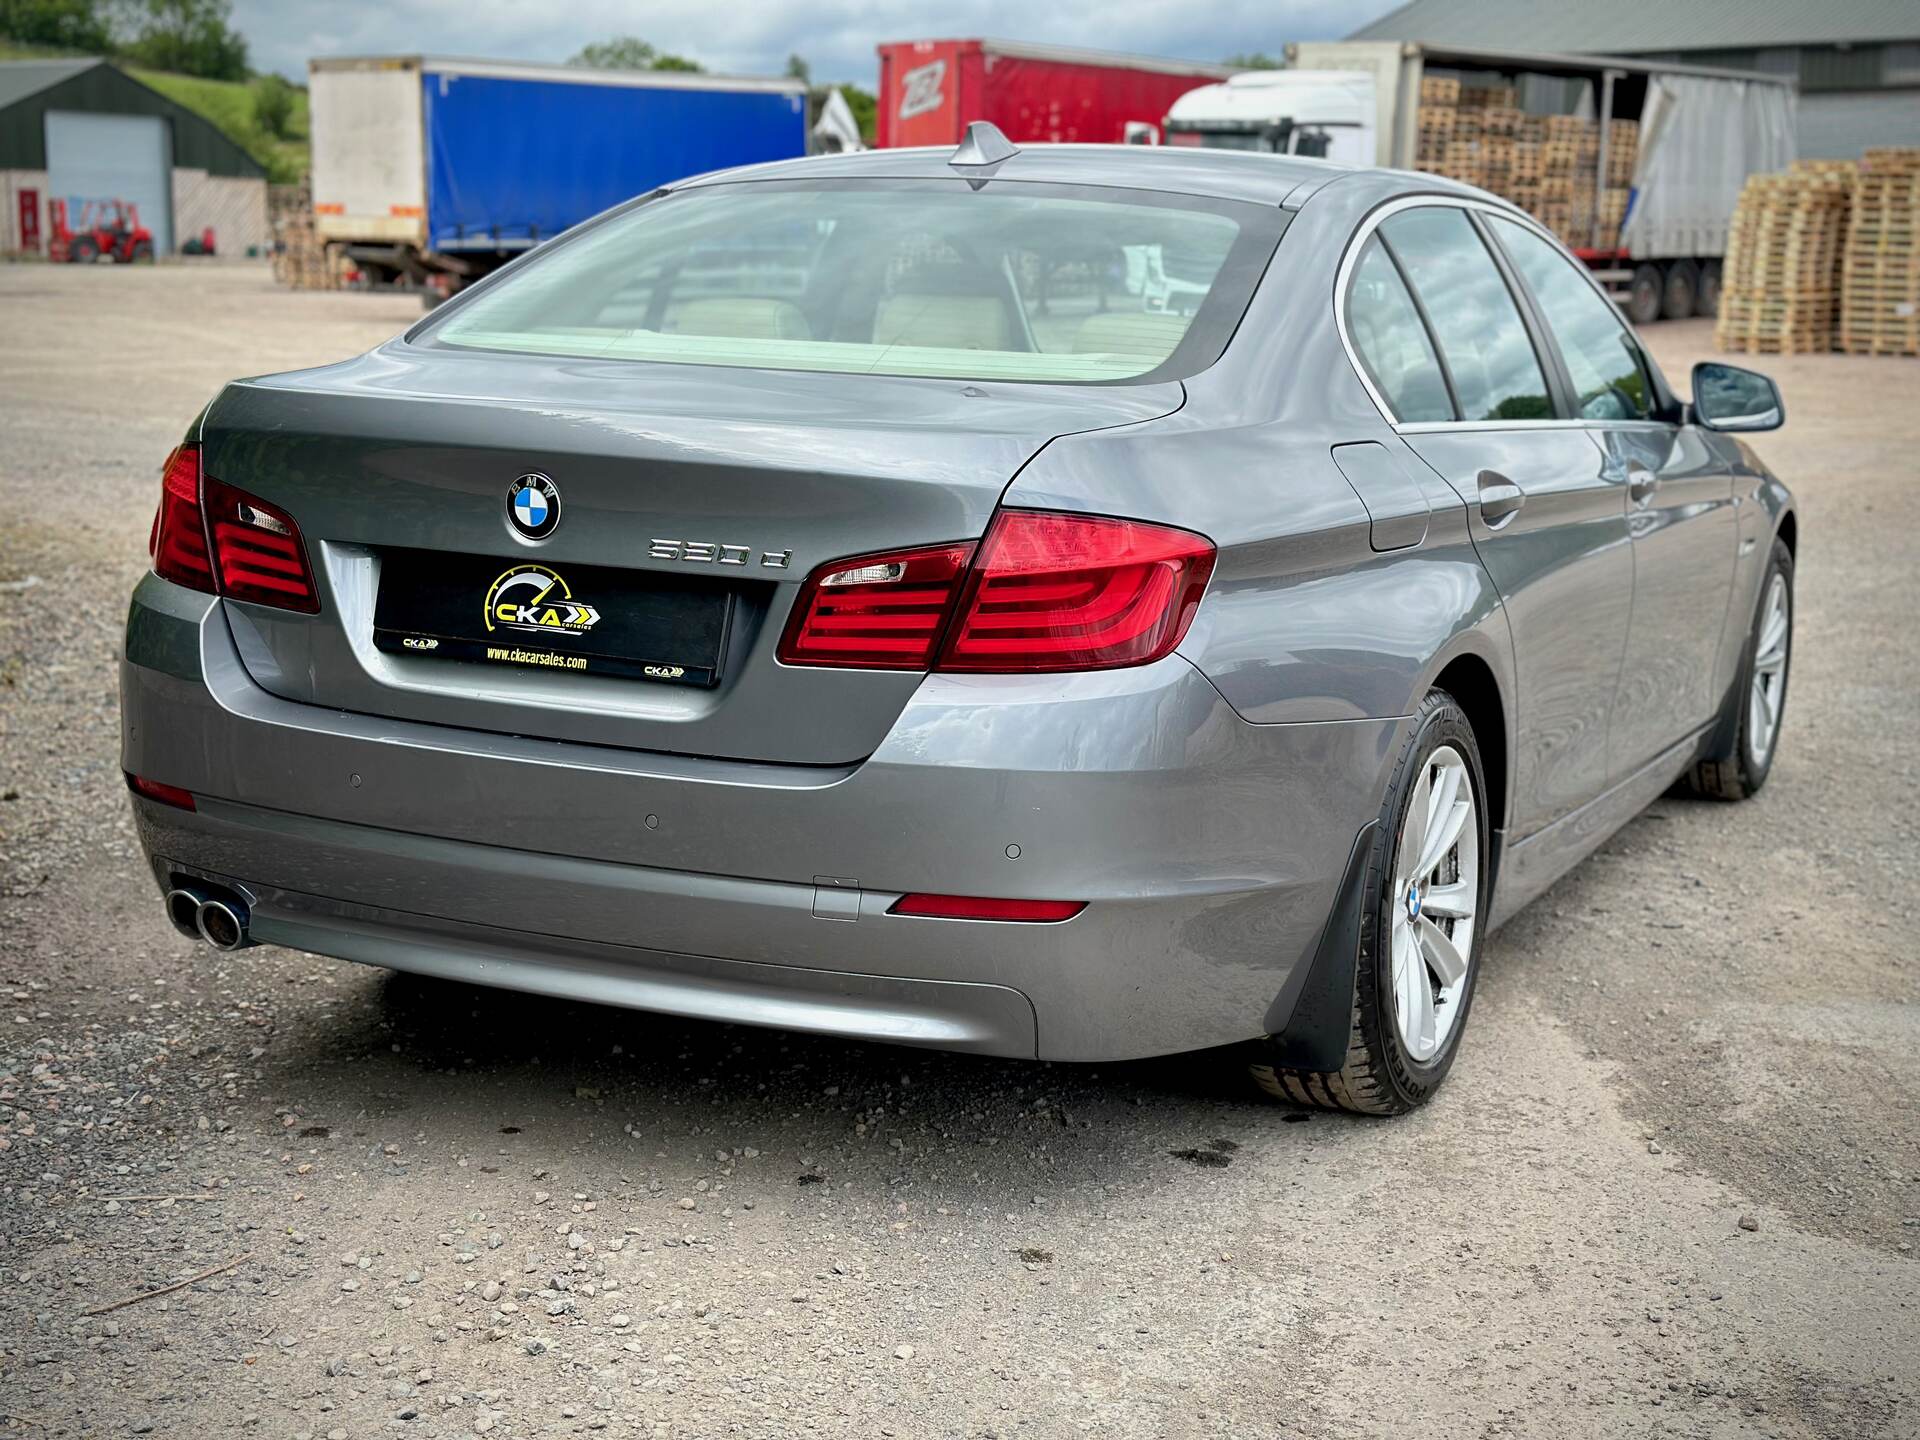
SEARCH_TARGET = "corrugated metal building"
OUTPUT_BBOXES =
[1348,0,1920,158]
[0,58,268,258]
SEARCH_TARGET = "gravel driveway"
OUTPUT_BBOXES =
[1,264,1915,1440]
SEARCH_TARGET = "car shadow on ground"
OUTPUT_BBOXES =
[251,964,1342,1202]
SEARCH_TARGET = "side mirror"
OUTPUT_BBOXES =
[1691,362,1785,432]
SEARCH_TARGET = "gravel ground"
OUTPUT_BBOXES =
[1,263,1916,1440]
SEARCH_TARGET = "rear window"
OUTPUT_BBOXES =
[424,180,1286,385]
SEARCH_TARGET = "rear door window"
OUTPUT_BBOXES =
[1489,216,1654,421]
[1379,207,1553,423]
[1346,237,1453,423]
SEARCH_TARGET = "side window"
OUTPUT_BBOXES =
[1490,216,1653,421]
[1379,207,1553,423]
[1346,237,1453,423]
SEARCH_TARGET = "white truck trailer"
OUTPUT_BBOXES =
[1165,41,1796,323]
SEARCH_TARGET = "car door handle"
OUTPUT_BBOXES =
[1626,462,1659,508]
[1476,470,1525,528]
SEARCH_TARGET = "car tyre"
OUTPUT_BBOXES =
[1249,689,1490,1115]
[1627,263,1664,325]
[1695,260,1722,318]
[1661,259,1699,321]
[1685,537,1792,800]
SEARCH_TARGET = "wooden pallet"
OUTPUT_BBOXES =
[1460,84,1516,109]
[1719,168,1850,354]
[1841,153,1920,356]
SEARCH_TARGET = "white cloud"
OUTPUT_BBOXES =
[233,0,1395,86]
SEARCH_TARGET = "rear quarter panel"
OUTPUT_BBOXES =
[1005,169,1515,822]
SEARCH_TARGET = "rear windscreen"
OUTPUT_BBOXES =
[425,179,1287,385]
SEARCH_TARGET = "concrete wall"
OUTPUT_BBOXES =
[1,169,50,255]
[172,169,269,256]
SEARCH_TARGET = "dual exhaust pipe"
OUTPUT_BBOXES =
[164,882,255,952]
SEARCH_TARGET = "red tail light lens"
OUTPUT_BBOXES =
[890,894,1086,922]
[777,542,974,669]
[778,512,1214,674]
[939,511,1215,672]
[150,445,215,594]
[149,446,320,613]
[204,475,320,613]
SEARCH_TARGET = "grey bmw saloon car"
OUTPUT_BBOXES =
[122,127,1795,1113]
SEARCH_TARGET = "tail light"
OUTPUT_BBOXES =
[148,444,320,613]
[204,476,320,612]
[940,511,1215,672]
[778,511,1214,674]
[777,543,974,669]
[151,445,214,593]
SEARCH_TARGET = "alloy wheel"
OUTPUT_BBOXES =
[1748,573,1790,767]
[1390,745,1479,1063]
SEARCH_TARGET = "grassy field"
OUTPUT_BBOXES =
[129,66,308,183]
[0,42,309,183]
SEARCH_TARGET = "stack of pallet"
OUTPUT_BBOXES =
[1412,81,1634,249]
[269,175,340,291]
[1839,147,1920,357]
[1606,120,1638,186]
[1716,167,1853,355]
[1415,73,1460,175]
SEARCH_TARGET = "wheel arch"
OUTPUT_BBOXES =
[1429,648,1509,878]
[1776,507,1798,559]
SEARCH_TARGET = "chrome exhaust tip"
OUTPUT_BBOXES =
[164,886,207,939]
[195,897,250,952]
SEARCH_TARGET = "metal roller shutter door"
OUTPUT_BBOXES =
[45,109,172,253]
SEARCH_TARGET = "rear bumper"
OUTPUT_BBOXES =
[122,575,1403,1061]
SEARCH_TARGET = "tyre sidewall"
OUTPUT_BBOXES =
[1357,696,1491,1106]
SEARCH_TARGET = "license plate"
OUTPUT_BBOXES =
[371,549,733,687]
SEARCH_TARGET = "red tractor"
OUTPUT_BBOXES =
[49,199,156,263]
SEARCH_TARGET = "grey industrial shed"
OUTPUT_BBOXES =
[0,58,268,258]
[1348,0,1920,159]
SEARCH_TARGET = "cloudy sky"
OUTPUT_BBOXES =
[231,0,1403,87]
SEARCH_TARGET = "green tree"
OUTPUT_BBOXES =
[839,83,876,145]
[1223,52,1283,70]
[784,52,810,85]
[250,70,293,139]
[118,0,247,80]
[0,0,114,52]
[569,35,703,72]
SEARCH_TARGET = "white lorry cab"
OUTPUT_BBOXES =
[1164,70,1377,165]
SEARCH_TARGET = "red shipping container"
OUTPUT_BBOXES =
[876,39,1232,149]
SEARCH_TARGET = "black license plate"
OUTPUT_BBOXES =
[372,549,733,687]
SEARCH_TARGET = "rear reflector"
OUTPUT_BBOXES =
[939,510,1215,672]
[127,774,195,810]
[777,542,974,669]
[150,445,215,594]
[777,511,1214,674]
[204,475,320,613]
[889,894,1086,922]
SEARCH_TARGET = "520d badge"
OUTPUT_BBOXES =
[483,565,601,637]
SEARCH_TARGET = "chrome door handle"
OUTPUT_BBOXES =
[1476,469,1525,528]
[1626,463,1659,508]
